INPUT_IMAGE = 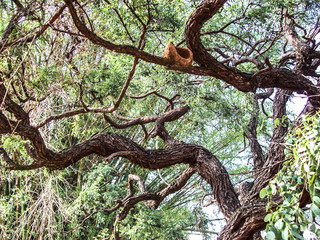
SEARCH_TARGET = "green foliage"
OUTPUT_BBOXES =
[0,169,71,240]
[120,206,195,240]
[261,113,320,240]
[1,0,320,239]
[1,135,28,158]
[0,161,206,240]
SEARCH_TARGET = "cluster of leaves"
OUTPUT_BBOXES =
[260,113,320,240]
[0,1,231,237]
[120,206,199,240]
[4,0,319,238]
[0,161,206,239]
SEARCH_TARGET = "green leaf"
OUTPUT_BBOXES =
[275,219,284,230]
[310,204,320,216]
[291,230,304,240]
[260,188,268,199]
[271,184,277,195]
[312,196,320,206]
[266,231,276,240]
[264,213,273,222]
[281,226,289,240]
[297,176,304,185]
[284,213,295,222]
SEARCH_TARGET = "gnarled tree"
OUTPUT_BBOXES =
[0,0,320,239]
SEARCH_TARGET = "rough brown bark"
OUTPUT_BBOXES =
[185,1,319,96]
[0,91,239,221]
[63,0,320,97]
[1,0,320,239]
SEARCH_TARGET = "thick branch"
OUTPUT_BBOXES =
[62,0,320,99]
[218,89,292,239]
[283,14,312,74]
[185,0,254,92]
[2,116,239,221]
[246,89,274,177]
[118,167,196,220]
[103,105,189,130]
[250,90,292,192]
[0,83,30,124]
[184,0,320,99]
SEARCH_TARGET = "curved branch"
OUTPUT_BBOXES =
[249,89,292,195]
[184,0,320,100]
[103,105,189,130]
[217,89,292,239]
[3,112,239,221]
[1,4,67,52]
[245,89,274,176]
[130,91,179,110]
[37,53,140,129]
[36,109,87,129]
[0,83,29,124]
[111,167,197,239]
[185,0,253,92]
[123,167,196,212]
[62,0,320,100]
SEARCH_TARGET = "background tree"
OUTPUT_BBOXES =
[0,0,320,239]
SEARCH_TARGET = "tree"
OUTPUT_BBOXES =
[0,0,320,239]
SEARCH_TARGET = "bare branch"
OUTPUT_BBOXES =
[248,89,292,200]
[0,83,29,124]
[12,0,24,9]
[1,4,67,52]
[112,8,135,43]
[129,90,176,109]
[185,0,320,97]
[112,167,196,239]
[103,105,189,130]
[245,89,274,176]
[113,57,139,109]
[36,109,87,129]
